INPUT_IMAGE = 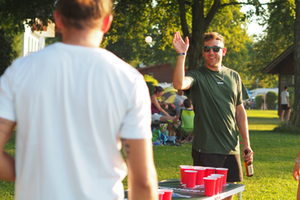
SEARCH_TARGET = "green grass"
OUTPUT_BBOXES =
[1,110,299,199]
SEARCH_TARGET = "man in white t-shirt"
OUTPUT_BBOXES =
[281,86,291,122]
[0,1,158,200]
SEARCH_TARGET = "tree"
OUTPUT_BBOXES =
[254,0,300,129]
[172,0,271,71]
[106,0,254,75]
[0,28,23,76]
[0,0,55,33]
[291,0,300,128]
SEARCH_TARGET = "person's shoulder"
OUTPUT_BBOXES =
[223,66,241,79]
[223,66,239,75]
[98,48,142,76]
[186,65,205,75]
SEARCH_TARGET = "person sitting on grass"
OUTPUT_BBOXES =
[151,86,176,136]
[173,98,194,143]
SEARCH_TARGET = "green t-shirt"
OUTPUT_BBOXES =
[186,65,247,155]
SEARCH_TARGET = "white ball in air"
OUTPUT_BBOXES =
[145,36,152,43]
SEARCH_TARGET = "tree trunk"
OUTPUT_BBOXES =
[186,0,221,70]
[188,0,205,71]
[291,0,300,128]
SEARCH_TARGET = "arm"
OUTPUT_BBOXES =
[151,95,170,116]
[166,103,176,110]
[122,138,158,200]
[173,112,181,123]
[287,96,290,107]
[236,104,253,163]
[0,117,16,182]
[294,151,300,181]
[172,31,193,90]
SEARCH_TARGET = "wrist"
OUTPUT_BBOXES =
[295,158,300,163]
[178,52,186,56]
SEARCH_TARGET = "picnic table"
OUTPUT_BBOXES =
[124,179,245,200]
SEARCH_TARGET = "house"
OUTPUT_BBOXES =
[137,63,174,83]
[22,19,55,56]
[261,45,295,115]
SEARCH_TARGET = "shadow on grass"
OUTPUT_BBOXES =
[248,117,281,124]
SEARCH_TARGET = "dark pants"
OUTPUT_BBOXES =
[192,148,243,182]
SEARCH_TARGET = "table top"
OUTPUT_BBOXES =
[124,179,245,200]
[158,179,245,200]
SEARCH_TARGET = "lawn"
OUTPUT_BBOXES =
[1,110,299,199]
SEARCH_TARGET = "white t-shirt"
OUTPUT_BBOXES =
[0,43,152,200]
[281,90,289,104]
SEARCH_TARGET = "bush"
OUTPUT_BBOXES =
[144,75,158,95]
[255,94,263,109]
[266,91,278,110]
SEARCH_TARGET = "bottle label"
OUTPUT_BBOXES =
[247,164,254,175]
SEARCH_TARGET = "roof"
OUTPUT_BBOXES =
[261,45,294,74]
[137,63,174,83]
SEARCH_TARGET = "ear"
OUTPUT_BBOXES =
[54,10,63,29]
[101,15,113,33]
[222,47,227,56]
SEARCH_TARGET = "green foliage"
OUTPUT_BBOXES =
[104,0,181,67]
[266,91,278,110]
[0,29,22,76]
[255,94,263,109]
[208,3,251,75]
[144,74,158,95]
[0,0,55,33]
[245,0,294,90]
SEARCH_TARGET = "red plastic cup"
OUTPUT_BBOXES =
[158,189,165,200]
[203,177,217,196]
[160,189,173,200]
[211,174,224,193]
[216,168,228,185]
[185,170,197,188]
[180,165,193,184]
[209,174,223,194]
[194,167,206,185]
[205,167,215,177]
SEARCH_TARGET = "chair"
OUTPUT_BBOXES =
[176,109,195,143]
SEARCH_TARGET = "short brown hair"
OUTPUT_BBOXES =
[56,0,113,30]
[183,99,192,109]
[203,32,225,46]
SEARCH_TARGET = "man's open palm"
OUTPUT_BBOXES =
[172,31,189,54]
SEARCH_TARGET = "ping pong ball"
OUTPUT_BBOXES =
[145,36,152,43]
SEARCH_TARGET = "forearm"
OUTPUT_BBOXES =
[0,118,16,182]
[124,139,158,200]
[160,109,170,116]
[173,55,188,90]
[128,166,158,200]
[236,106,250,148]
[0,151,15,181]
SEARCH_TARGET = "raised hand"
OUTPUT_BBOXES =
[172,31,189,54]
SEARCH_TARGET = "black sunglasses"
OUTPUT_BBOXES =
[202,46,224,53]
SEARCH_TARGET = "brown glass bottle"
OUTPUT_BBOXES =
[244,150,254,177]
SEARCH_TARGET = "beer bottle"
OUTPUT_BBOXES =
[244,150,254,177]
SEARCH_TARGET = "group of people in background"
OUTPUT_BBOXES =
[150,85,194,143]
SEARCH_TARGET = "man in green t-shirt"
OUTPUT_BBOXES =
[172,31,253,200]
